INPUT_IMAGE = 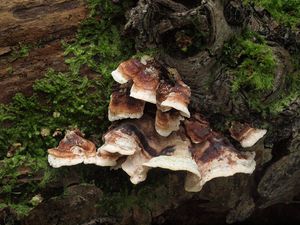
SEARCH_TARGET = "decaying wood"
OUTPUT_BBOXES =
[0,0,86,47]
[0,40,71,103]
[0,0,87,103]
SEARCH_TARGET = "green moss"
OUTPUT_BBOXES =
[244,0,300,27]
[10,43,32,60]
[267,72,300,114]
[0,154,47,216]
[229,39,276,93]
[63,0,135,76]
[0,66,106,216]
[0,0,137,218]
[0,70,109,157]
[223,31,300,116]
[132,48,160,59]
[0,203,32,218]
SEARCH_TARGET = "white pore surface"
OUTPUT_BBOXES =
[121,151,150,184]
[241,129,267,148]
[83,156,96,165]
[48,154,83,168]
[93,155,118,167]
[155,113,183,137]
[108,108,144,122]
[161,98,190,118]
[184,152,256,192]
[144,156,200,176]
[111,69,129,84]
[130,84,157,104]
[98,142,138,156]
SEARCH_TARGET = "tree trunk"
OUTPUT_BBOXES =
[1,0,299,225]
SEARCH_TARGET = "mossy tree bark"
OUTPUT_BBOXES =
[118,0,300,224]
[1,0,299,225]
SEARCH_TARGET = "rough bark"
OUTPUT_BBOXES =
[119,0,300,223]
[0,0,87,103]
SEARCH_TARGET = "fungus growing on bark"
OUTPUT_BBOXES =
[156,80,173,112]
[99,123,142,156]
[157,79,191,117]
[183,115,256,192]
[47,130,96,168]
[93,149,121,167]
[47,57,257,193]
[185,136,256,192]
[121,149,151,184]
[184,114,213,144]
[111,58,160,104]
[143,136,199,178]
[117,116,197,184]
[229,121,267,148]
[111,59,144,84]
[155,109,183,136]
[108,85,145,121]
[129,66,160,104]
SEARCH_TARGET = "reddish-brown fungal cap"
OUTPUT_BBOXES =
[156,80,173,112]
[130,66,160,104]
[155,109,183,136]
[98,123,142,156]
[229,121,267,148]
[112,58,161,104]
[159,79,191,117]
[111,59,145,84]
[229,121,252,142]
[108,87,145,121]
[185,135,256,192]
[47,130,96,168]
[184,114,213,144]
[120,59,145,78]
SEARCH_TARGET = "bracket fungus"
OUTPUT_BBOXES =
[157,78,191,118]
[93,149,121,167]
[111,59,142,84]
[99,123,142,156]
[108,85,145,121]
[47,57,257,192]
[47,130,96,168]
[183,114,256,192]
[111,58,160,104]
[155,109,184,137]
[160,80,191,118]
[229,121,267,148]
[116,116,196,184]
[185,136,256,192]
[130,66,160,104]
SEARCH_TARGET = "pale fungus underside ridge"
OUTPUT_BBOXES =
[47,57,267,192]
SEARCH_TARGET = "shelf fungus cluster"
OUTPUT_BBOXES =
[47,57,266,192]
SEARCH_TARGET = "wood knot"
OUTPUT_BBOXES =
[224,0,249,26]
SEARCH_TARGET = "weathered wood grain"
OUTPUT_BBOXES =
[0,0,87,103]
